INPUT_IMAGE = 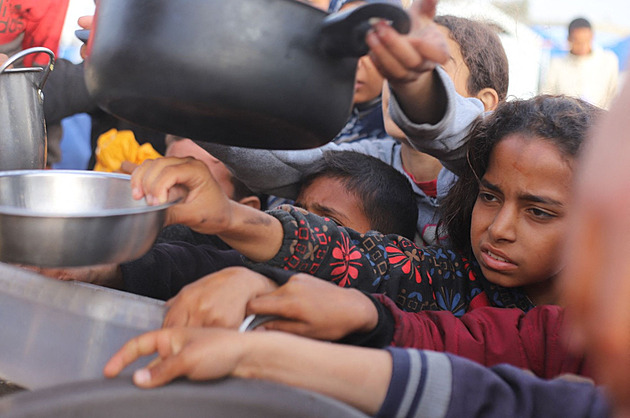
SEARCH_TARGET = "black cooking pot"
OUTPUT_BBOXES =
[84,0,409,150]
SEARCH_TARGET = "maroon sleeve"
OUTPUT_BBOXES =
[374,294,594,380]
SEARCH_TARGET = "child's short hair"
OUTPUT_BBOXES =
[434,15,509,101]
[568,17,592,34]
[440,95,603,254]
[301,151,418,239]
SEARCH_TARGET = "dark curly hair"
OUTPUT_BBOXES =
[434,15,509,101]
[439,95,603,256]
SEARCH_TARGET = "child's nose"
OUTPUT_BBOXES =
[487,206,517,242]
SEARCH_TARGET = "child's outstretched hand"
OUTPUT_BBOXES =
[163,267,277,329]
[366,0,449,125]
[103,327,249,388]
[366,0,448,86]
[131,157,233,235]
[246,273,378,341]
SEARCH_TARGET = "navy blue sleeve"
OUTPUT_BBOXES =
[378,348,611,418]
[120,241,244,300]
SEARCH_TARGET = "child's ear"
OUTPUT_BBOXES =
[237,196,262,211]
[476,88,500,112]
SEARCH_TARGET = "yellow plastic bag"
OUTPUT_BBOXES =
[94,129,163,172]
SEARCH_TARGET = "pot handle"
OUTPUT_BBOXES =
[319,2,411,58]
[0,47,56,90]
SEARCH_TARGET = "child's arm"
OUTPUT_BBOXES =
[104,328,392,416]
[244,277,588,379]
[368,0,486,175]
[246,205,482,313]
[103,328,608,418]
[199,137,402,201]
[374,296,590,379]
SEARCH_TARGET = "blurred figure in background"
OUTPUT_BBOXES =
[0,0,68,66]
[541,17,619,109]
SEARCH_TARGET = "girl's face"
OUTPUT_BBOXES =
[470,134,573,300]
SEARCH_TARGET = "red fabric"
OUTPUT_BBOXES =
[467,292,491,310]
[0,0,69,66]
[402,165,438,197]
[415,179,437,198]
[375,294,595,381]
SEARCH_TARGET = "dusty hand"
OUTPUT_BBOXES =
[246,273,378,340]
[163,267,277,329]
[24,264,123,289]
[130,157,233,234]
[103,327,249,388]
[366,0,448,85]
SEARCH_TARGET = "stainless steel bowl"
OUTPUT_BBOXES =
[0,170,175,267]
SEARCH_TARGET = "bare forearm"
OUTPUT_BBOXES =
[217,201,283,262]
[236,332,392,415]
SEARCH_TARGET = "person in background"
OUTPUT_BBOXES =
[541,17,619,109]
[0,0,68,66]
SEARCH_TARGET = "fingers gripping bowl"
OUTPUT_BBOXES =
[0,170,176,267]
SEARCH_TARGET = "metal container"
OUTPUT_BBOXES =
[0,170,176,267]
[0,263,165,390]
[0,48,55,170]
[0,376,368,417]
[85,0,409,150]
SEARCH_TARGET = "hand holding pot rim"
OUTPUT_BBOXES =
[366,0,448,85]
[130,157,284,263]
[130,157,232,233]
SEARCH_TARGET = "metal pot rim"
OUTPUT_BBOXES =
[0,170,175,217]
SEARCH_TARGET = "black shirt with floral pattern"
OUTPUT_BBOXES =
[245,206,534,317]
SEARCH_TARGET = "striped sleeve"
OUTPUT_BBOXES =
[377,348,452,418]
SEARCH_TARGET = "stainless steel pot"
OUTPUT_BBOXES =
[0,170,177,267]
[0,47,55,170]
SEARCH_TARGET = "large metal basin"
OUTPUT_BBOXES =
[0,170,174,267]
[0,263,165,390]
[0,377,368,417]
